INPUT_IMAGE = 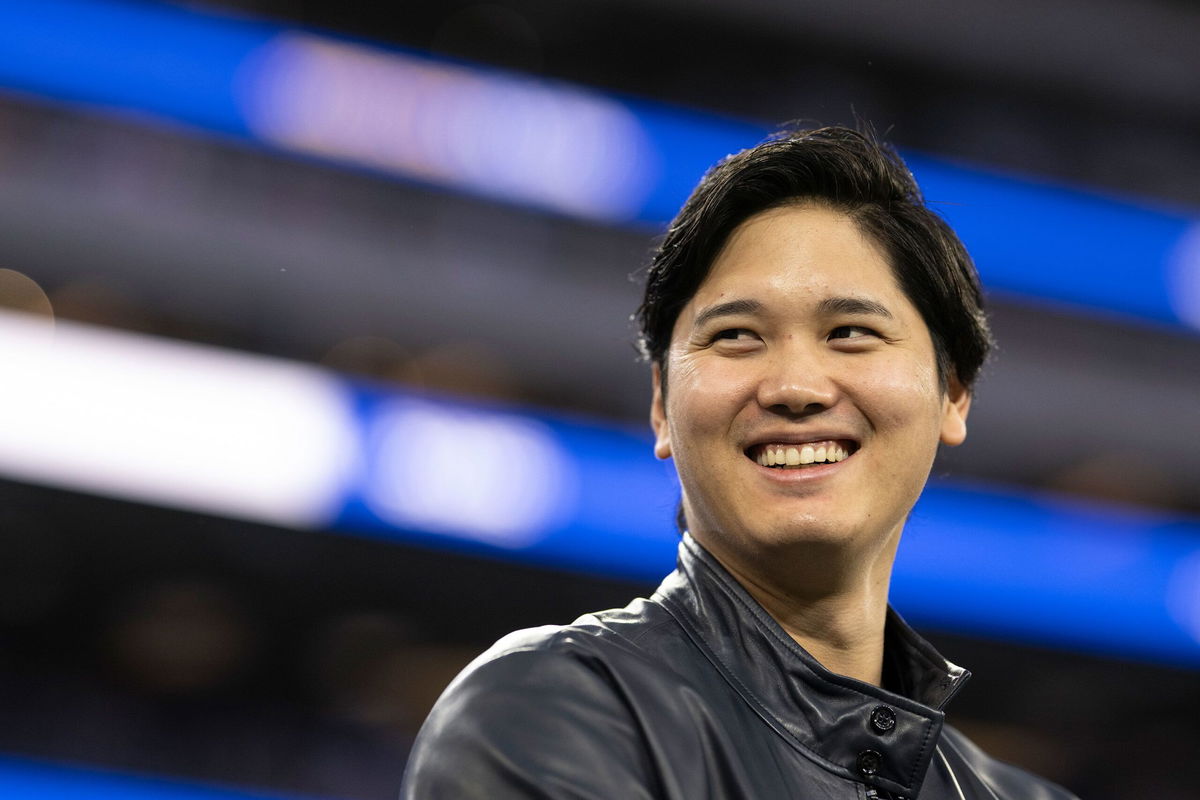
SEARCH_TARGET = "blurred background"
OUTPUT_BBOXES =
[1,0,1199,797]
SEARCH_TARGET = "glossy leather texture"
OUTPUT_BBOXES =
[402,534,1079,799]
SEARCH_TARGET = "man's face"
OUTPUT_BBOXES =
[651,204,970,577]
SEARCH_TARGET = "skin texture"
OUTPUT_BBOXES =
[650,203,971,685]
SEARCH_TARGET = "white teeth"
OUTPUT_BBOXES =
[756,442,852,468]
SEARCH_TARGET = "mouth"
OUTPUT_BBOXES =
[744,440,858,469]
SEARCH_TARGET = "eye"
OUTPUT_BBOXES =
[715,328,755,341]
[705,327,761,351]
[829,325,877,340]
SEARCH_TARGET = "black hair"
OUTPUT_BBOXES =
[636,126,992,393]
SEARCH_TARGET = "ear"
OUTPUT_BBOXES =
[650,363,672,460]
[939,376,972,447]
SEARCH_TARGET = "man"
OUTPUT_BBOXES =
[401,127,1079,799]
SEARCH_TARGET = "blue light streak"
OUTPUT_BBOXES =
[0,0,271,136]
[334,386,682,582]
[899,482,1200,666]
[0,755,325,799]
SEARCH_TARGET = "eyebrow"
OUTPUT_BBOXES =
[816,296,894,319]
[691,295,893,329]
[691,299,764,329]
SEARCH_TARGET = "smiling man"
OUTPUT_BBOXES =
[401,127,1079,799]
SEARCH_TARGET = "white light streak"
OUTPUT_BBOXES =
[0,310,358,527]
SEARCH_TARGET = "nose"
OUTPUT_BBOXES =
[754,346,839,417]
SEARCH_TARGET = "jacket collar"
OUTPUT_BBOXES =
[653,533,971,798]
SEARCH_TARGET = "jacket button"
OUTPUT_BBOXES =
[857,749,883,776]
[870,705,897,734]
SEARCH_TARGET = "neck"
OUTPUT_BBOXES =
[756,581,889,685]
[693,530,899,686]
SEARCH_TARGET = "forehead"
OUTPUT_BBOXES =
[693,203,902,306]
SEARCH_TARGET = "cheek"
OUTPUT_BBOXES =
[857,358,944,432]
[664,356,756,441]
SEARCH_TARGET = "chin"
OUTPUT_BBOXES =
[703,512,867,559]
[761,517,865,550]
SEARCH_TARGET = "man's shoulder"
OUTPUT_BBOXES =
[402,597,684,798]
[452,595,682,687]
[941,724,1081,800]
[417,593,701,750]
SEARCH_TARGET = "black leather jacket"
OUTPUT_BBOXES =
[402,535,1079,799]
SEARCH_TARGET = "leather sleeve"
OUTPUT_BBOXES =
[939,725,1081,800]
[400,640,661,800]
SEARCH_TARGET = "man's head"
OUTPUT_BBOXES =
[637,126,991,395]
[637,127,991,576]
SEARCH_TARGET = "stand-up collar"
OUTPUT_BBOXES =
[653,534,971,798]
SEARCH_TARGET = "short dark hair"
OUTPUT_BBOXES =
[636,126,992,393]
